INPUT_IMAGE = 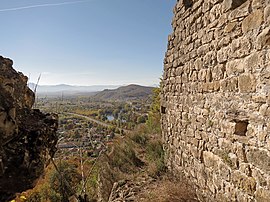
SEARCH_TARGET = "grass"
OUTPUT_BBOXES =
[136,175,198,202]
[22,124,196,202]
[109,139,144,173]
[146,139,166,177]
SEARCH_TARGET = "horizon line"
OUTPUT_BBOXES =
[27,82,158,87]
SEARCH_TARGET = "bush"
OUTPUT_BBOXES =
[110,141,144,173]
[49,161,81,201]
[130,133,148,146]
[146,139,166,177]
[26,192,42,202]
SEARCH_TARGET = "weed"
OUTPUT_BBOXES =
[146,139,166,177]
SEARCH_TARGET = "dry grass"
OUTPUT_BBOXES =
[136,175,198,202]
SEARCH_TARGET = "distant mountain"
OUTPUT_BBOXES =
[91,84,154,101]
[28,83,120,97]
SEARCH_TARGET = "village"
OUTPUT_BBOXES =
[55,113,114,159]
[35,95,151,160]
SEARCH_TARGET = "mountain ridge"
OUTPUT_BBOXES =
[92,84,154,101]
[28,83,121,94]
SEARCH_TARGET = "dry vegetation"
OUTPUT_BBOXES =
[136,176,198,202]
[12,87,197,202]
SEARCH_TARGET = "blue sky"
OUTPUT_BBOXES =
[0,0,175,86]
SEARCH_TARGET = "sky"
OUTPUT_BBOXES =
[0,0,176,86]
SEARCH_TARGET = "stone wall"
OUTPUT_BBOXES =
[161,0,270,201]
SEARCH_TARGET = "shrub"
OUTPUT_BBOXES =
[110,141,144,173]
[146,139,166,177]
[130,133,148,146]
[48,161,81,201]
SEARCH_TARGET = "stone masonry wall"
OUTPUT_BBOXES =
[161,0,270,201]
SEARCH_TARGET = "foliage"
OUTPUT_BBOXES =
[26,161,81,202]
[25,85,165,201]
[146,139,165,177]
[49,161,81,201]
[110,140,144,173]
[130,124,149,146]
[146,87,161,134]
[137,115,146,124]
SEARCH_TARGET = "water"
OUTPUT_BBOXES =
[107,115,114,121]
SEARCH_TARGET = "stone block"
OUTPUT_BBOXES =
[252,0,263,9]
[228,1,250,20]
[244,52,259,72]
[212,64,225,80]
[264,5,270,22]
[236,37,251,58]
[220,77,238,92]
[232,171,256,194]
[197,44,210,56]
[255,188,270,202]
[217,47,230,63]
[218,161,231,181]
[238,74,256,93]
[242,9,263,34]
[194,58,203,70]
[256,27,270,50]
[252,168,267,187]
[198,69,207,81]
[223,0,249,12]
[226,59,244,76]
[246,148,270,174]
[213,81,221,91]
[203,151,220,168]
[224,22,237,33]
[218,36,231,48]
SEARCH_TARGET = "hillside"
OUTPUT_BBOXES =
[28,83,120,97]
[91,84,154,101]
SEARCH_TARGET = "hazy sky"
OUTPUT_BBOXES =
[1,0,175,86]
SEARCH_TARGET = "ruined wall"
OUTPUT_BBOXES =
[161,0,270,201]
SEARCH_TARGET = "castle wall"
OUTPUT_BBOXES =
[161,0,270,201]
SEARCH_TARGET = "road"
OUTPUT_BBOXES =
[63,112,129,133]
[64,112,113,128]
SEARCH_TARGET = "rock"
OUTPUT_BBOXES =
[224,22,237,33]
[238,74,256,93]
[0,56,58,202]
[203,151,220,168]
[255,187,270,202]
[232,171,256,195]
[246,148,270,174]
[256,27,270,50]
[264,5,270,22]
[223,0,249,12]
[226,59,244,76]
[242,9,263,34]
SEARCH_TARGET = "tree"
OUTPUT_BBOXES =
[137,116,146,124]
[49,162,81,202]
[146,87,161,134]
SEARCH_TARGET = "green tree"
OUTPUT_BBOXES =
[146,87,161,134]
[49,162,81,202]
[137,116,146,124]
